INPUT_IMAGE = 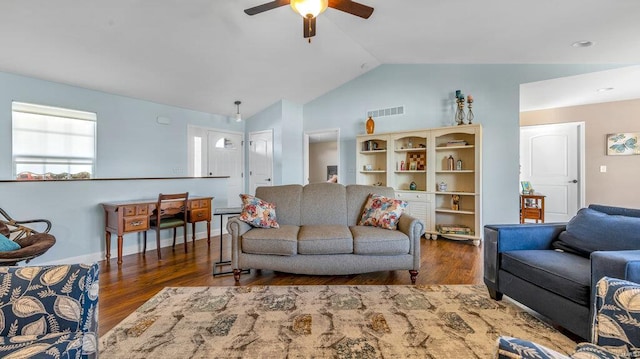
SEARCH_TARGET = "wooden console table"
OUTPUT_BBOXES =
[520,193,545,224]
[102,196,213,264]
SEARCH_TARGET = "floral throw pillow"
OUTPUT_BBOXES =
[239,194,280,229]
[358,193,407,230]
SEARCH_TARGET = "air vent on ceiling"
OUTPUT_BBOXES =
[367,106,404,119]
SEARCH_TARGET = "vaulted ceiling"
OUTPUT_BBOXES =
[1,0,639,118]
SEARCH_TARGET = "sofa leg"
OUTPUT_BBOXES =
[487,287,503,300]
[233,269,241,283]
[409,270,418,284]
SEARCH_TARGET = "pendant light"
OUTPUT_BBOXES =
[234,100,242,122]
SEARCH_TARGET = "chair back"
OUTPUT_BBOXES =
[155,192,189,221]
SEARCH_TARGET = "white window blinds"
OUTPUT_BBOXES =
[12,101,97,180]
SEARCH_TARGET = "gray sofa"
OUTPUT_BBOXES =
[227,183,424,283]
[484,204,640,340]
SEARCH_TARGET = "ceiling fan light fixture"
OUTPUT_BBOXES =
[290,0,328,18]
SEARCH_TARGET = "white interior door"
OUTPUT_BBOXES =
[520,122,584,222]
[249,130,273,194]
[207,131,244,208]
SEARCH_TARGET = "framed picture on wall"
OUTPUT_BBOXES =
[327,165,338,181]
[607,133,639,155]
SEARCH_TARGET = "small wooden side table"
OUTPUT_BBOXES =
[520,193,546,224]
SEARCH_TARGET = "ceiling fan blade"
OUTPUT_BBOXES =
[244,0,290,15]
[303,16,316,38]
[328,0,374,19]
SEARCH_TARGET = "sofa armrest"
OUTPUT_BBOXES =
[227,217,252,268]
[397,214,424,270]
[484,223,565,292]
[590,250,640,297]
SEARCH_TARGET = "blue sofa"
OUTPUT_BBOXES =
[484,204,640,340]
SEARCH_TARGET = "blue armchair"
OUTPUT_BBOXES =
[0,263,99,359]
[497,276,640,359]
[484,204,640,339]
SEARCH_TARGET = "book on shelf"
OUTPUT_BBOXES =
[437,224,474,235]
[445,140,468,147]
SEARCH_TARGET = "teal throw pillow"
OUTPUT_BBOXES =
[0,233,21,251]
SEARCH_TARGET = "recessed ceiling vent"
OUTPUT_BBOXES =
[367,106,404,118]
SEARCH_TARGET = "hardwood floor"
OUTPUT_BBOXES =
[98,235,483,336]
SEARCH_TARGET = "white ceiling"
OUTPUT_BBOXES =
[521,65,640,111]
[1,0,639,118]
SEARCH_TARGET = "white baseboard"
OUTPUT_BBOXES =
[40,227,225,265]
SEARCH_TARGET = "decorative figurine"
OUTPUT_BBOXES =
[451,194,460,210]
[409,181,417,190]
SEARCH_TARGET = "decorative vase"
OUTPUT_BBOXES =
[365,116,375,134]
[438,182,448,192]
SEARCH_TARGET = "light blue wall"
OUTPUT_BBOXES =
[244,99,304,188]
[0,70,241,264]
[0,178,228,265]
[245,100,283,187]
[302,64,623,226]
[0,71,242,179]
[281,99,303,184]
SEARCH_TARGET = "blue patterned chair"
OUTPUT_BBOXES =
[497,277,640,359]
[0,263,99,359]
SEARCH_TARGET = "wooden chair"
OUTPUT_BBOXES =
[144,192,189,260]
[0,207,56,265]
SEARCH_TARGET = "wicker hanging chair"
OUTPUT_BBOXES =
[0,208,56,265]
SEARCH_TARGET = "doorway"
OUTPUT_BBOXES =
[249,130,274,194]
[187,126,244,207]
[520,122,585,222]
[304,129,340,184]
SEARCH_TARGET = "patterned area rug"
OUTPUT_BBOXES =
[99,285,576,358]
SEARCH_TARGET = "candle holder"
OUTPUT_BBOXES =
[467,99,474,124]
[455,97,465,125]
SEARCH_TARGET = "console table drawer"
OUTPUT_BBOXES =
[189,208,209,222]
[123,205,149,216]
[123,216,148,232]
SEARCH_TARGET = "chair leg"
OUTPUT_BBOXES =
[143,231,147,255]
[172,228,176,248]
[156,228,162,260]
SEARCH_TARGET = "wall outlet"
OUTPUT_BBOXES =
[600,165,607,173]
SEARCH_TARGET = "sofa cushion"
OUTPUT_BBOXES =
[501,250,591,306]
[301,183,348,226]
[358,193,407,230]
[552,207,640,257]
[256,185,303,226]
[241,225,299,256]
[350,225,410,255]
[346,185,395,226]
[239,194,279,229]
[298,225,353,255]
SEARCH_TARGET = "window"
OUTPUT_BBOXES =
[12,102,97,180]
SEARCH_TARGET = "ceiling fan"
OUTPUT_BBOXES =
[244,0,374,42]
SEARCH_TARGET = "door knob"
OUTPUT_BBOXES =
[265,178,271,182]
[569,179,578,183]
